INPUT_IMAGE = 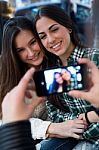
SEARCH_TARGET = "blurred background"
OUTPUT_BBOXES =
[0,0,99,54]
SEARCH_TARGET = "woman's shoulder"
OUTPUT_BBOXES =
[87,47,99,51]
[82,47,99,67]
[83,47,99,55]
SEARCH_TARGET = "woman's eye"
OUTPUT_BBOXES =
[17,48,25,53]
[30,40,36,45]
[39,35,46,40]
[51,28,58,32]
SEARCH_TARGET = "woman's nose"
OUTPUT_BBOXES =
[47,34,55,44]
[27,47,33,56]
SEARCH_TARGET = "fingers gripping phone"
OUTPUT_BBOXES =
[33,64,87,96]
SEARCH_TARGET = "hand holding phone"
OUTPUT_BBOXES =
[33,64,87,96]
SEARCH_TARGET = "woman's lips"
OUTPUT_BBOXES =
[50,41,62,52]
[29,52,41,61]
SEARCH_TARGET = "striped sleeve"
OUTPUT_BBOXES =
[0,120,36,150]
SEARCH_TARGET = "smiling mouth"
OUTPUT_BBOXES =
[29,52,41,61]
[50,42,62,51]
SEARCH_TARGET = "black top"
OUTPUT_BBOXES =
[0,120,36,150]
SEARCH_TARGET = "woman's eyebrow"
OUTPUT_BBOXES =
[28,37,35,44]
[49,24,58,30]
[38,24,58,35]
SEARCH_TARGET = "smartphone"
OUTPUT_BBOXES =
[33,64,87,96]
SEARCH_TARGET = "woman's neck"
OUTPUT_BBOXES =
[57,85,63,92]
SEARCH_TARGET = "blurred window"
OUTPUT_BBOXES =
[76,4,91,21]
[14,1,62,19]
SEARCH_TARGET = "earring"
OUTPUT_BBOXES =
[69,29,72,33]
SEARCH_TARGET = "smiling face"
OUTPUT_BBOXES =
[61,69,71,81]
[36,16,74,62]
[54,72,63,85]
[15,30,44,67]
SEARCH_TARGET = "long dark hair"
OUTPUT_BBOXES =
[0,16,61,115]
[49,72,62,93]
[34,4,84,49]
[49,72,67,93]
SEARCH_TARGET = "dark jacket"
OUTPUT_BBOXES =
[0,120,36,150]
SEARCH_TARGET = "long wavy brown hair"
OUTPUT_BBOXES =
[0,16,61,117]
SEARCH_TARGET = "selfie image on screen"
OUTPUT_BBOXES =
[44,65,83,94]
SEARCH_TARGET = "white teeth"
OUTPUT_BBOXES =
[52,43,60,49]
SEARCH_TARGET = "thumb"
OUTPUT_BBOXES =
[18,68,35,93]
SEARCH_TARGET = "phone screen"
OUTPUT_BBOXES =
[33,64,86,96]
